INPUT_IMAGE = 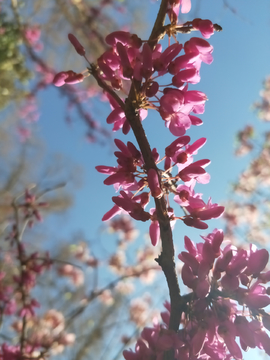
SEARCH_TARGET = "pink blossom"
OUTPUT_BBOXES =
[234,316,256,349]
[105,31,142,48]
[184,37,214,67]
[183,197,225,229]
[24,26,41,44]
[147,169,163,199]
[53,70,84,87]
[245,245,269,276]
[191,322,208,355]
[245,287,270,308]
[154,43,182,72]
[192,18,214,39]
[218,321,242,360]
[112,191,151,222]
[68,33,85,56]
[149,217,160,246]
[168,53,200,75]
[180,0,191,13]
[172,68,200,86]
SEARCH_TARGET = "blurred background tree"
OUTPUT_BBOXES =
[1,0,146,142]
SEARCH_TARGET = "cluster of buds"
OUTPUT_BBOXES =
[52,10,224,247]
[96,136,224,245]
[99,29,213,136]
[124,229,270,360]
[53,15,221,136]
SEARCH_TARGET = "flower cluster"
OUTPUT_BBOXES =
[124,229,270,360]
[54,16,219,136]
[96,136,224,245]
[98,29,213,136]
[53,8,224,247]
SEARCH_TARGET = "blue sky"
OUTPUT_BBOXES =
[35,1,270,357]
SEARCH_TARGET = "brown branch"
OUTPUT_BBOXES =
[124,0,183,337]
[88,1,184,357]
[148,0,168,47]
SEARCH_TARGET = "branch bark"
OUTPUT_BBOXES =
[124,0,183,337]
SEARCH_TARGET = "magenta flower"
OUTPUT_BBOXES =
[149,219,160,246]
[154,43,182,72]
[96,139,144,191]
[180,0,191,13]
[192,19,214,39]
[159,88,207,136]
[191,322,208,355]
[141,43,154,79]
[117,42,134,79]
[165,136,191,162]
[147,169,163,199]
[184,37,214,68]
[102,204,125,221]
[178,159,210,183]
[168,52,200,75]
[245,245,269,276]
[167,112,192,136]
[112,191,150,222]
[234,316,256,349]
[183,197,225,229]
[105,31,142,48]
[172,68,200,87]
[245,284,270,308]
[53,70,84,87]
[218,321,242,360]
[107,104,148,134]
[221,273,239,291]
[160,89,184,115]
[68,33,85,56]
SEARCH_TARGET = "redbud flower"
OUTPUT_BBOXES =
[147,169,163,199]
[192,18,214,39]
[168,53,200,75]
[185,37,214,65]
[172,68,200,86]
[116,42,133,78]
[153,43,182,72]
[102,204,123,221]
[218,321,242,360]
[105,31,142,48]
[68,33,85,56]
[165,135,190,158]
[53,70,84,87]
[234,316,256,349]
[112,191,150,222]
[149,220,160,246]
[180,0,191,13]
[245,245,269,276]
[183,197,225,229]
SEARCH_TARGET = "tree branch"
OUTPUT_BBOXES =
[124,0,183,337]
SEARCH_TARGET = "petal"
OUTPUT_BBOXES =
[149,221,160,246]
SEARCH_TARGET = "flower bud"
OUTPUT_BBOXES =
[68,33,85,56]
[147,169,163,199]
